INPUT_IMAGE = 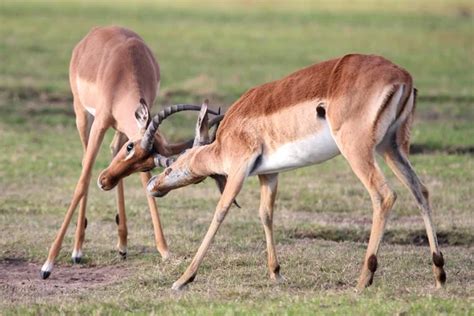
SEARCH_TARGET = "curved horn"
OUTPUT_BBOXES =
[164,114,225,154]
[193,100,210,147]
[153,154,175,168]
[141,104,220,152]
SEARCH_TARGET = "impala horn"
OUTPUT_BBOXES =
[193,100,210,147]
[151,100,221,168]
[193,100,240,208]
[141,103,219,152]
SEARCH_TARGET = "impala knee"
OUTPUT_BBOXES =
[374,186,396,215]
[382,189,397,211]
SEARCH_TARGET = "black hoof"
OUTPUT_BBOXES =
[72,256,81,264]
[119,251,127,259]
[40,270,51,279]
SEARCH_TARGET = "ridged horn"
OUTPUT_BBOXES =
[153,154,175,168]
[141,104,220,152]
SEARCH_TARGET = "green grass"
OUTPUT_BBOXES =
[0,0,473,314]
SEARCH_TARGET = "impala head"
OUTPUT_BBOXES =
[98,100,219,191]
[146,148,205,197]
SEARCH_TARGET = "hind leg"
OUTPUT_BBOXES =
[334,131,397,290]
[383,141,446,288]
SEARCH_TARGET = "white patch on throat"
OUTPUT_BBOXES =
[250,122,340,176]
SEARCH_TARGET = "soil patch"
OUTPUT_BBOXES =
[0,257,130,303]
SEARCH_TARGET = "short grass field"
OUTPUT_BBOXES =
[0,0,473,314]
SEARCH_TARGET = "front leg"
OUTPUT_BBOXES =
[171,166,248,290]
[140,171,169,259]
[258,173,281,281]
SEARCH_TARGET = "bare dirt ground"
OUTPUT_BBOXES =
[0,257,129,303]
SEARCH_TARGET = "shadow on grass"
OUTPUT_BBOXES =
[286,226,474,246]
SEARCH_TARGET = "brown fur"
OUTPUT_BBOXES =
[97,53,443,291]
[41,26,173,279]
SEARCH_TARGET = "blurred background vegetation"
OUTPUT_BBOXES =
[0,1,473,314]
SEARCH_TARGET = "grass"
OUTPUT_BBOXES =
[0,0,473,314]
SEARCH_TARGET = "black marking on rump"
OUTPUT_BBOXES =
[395,85,412,118]
[367,254,378,272]
[432,252,444,267]
[373,84,400,135]
[316,103,326,119]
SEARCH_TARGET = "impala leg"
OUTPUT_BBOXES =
[41,120,107,279]
[171,167,247,290]
[140,172,169,259]
[353,156,396,290]
[258,173,281,281]
[110,132,128,258]
[71,104,93,264]
[384,144,446,288]
[72,191,88,264]
[337,137,396,290]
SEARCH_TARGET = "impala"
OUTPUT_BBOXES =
[101,54,446,291]
[40,26,218,279]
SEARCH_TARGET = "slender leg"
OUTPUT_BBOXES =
[115,180,127,257]
[335,134,396,290]
[71,103,93,264]
[140,172,169,259]
[110,132,128,258]
[258,173,281,280]
[384,144,446,288]
[171,166,248,290]
[350,156,396,290]
[41,120,108,279]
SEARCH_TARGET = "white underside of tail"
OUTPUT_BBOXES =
[250,122,340,176]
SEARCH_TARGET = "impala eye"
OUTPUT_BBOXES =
[126,143,134,153]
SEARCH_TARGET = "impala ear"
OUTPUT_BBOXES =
[135,99,150,134]
[193,99,210,147]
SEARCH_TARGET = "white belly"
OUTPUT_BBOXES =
[250,124,340,176]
